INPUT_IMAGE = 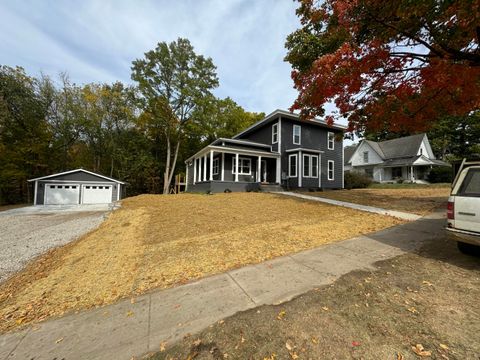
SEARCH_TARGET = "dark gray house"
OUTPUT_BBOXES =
[28,169,125,205]
[185,109,346,192]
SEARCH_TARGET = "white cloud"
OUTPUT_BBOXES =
[0,0,301,112]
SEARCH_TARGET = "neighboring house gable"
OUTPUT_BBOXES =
[350,141,384,166]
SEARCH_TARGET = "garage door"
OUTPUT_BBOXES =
[45,184,80,205]
[82,185,112,204]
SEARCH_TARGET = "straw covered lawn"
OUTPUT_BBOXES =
[302,187,450,215]
[0,193,403,333]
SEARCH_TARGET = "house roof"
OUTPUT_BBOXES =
[233,109,347,139]
[211,138,271,149]
[343,144,357,165]
[376,133,426,159]
[382,155,450,167]
[28,169,125,184]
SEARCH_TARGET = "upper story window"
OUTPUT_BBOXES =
[420,148,423,155]
[363,151,369,163]
[328,132,335,150]
[272,123,278,144]
[293,125,301,145]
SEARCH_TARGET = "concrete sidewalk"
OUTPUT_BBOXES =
[277,191,422,221]
[1,212,445,360]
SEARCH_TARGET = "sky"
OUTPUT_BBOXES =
[0,0,305,115]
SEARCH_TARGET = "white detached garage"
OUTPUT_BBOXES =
[28,169,125,205]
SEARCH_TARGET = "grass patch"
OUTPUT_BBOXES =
[302,187,450,215]
[0,193,402,333]
[369,183,451,189]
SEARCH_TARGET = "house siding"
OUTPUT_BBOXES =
[240,122,279,152]
[280,118,343,189]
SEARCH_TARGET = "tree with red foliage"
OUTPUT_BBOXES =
[285,0,480,135]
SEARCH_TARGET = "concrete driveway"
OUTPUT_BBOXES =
[0,206,110,283]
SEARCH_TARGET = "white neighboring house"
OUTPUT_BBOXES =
[345,134,450,183]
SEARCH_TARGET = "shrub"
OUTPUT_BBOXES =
[428,166,452,183]
[344,171,372,189]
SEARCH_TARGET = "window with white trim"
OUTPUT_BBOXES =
[272,123,278,144]
[303,154,310,177]
[212,158,219,175]
[303,154,319,178]
[232,157,251,175]
[288,154,297,177]
[328,160,335,180]
[363,151,369,163]
[328,132,335,150]
[293,125,301,145]
[311,155,318,178]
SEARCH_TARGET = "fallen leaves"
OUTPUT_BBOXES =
[0,193,402,333]
[277,310,286,320]
[159,341,167,352]
[55,337,64,344]
[412,344,432,357]
[126,310,134,317]
[439,343,449,350]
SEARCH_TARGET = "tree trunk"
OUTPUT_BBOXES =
[163,137,171,194]
[163,138,181,194]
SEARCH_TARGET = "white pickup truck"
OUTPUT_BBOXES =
[446,162,480,254]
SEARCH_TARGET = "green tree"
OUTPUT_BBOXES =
[0,66,51,203]
[188,96,264,145]
[131,38,219,194]
[428,112,480,160]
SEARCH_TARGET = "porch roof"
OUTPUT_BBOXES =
[382,155,450,167]
[185,145,280,163]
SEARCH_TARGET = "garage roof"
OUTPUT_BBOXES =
[28,169,125,184]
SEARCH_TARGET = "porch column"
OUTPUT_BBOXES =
[186,164,189,191]
[203,155,207,182]
[257,156,262,182]
[198,158,202,182]
[410,166,414,182]
[221,153,225,181]
[298,151,303,187]
[276,157,281,184]
[193,158,196,185]
[209,150,214,181]
[235,153,239,182]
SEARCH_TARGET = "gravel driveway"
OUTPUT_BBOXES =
[0,210,107,283]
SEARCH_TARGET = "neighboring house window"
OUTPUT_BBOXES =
[288,154,297,177]
[293,125,301,145]
[328,160,334,180]
[302,154,319,178]
[232,157,251,175]
[212,158,219,175]
[328,132,335,150]
[363,151,369,163]
[272,123,278,144]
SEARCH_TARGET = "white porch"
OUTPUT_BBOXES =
[185,146,281,191]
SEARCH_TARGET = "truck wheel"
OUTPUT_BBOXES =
[457,241,480,255]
